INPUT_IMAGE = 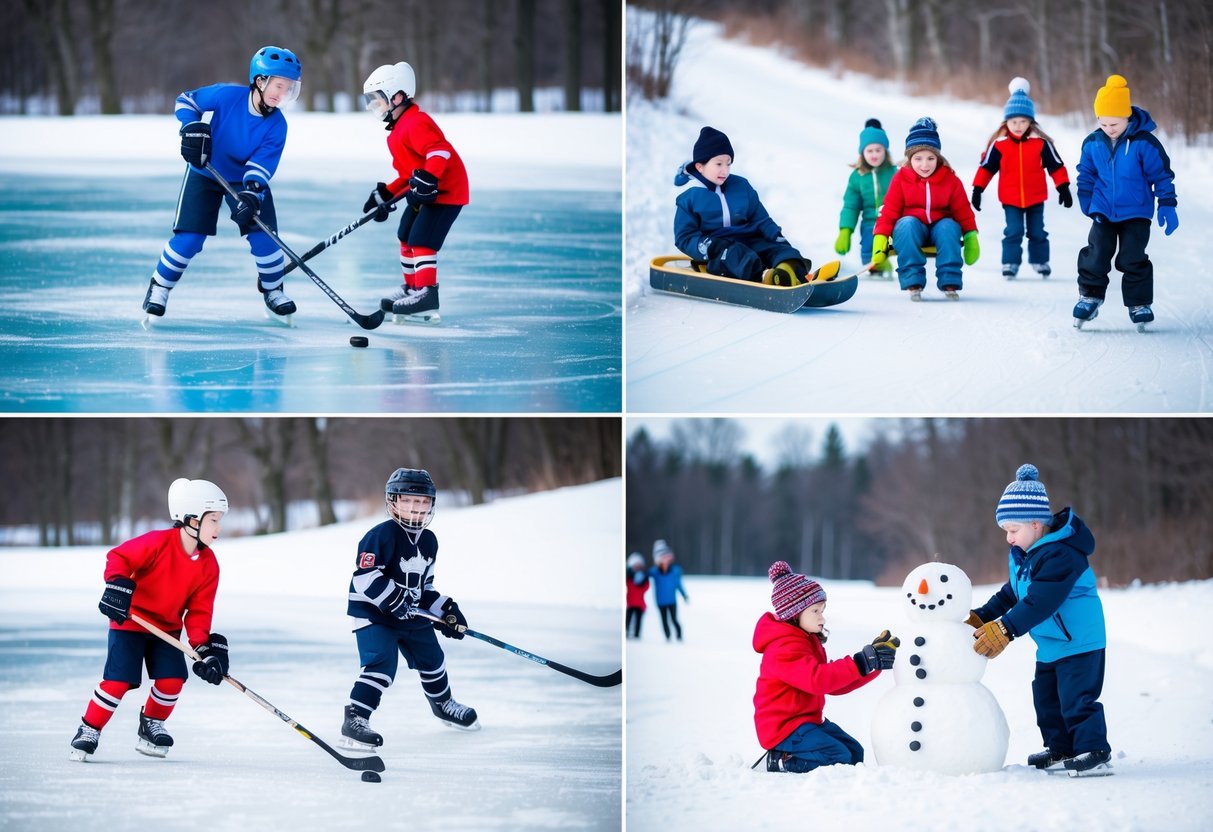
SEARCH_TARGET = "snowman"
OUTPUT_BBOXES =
[871,562,1009,775]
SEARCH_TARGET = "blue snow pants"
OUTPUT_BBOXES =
[891,216,963,290]
[1002,203,1048,267]
[773,718,865,773]
[1031,648,1110,756]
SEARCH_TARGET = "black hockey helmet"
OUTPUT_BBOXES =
[385,468,436,530]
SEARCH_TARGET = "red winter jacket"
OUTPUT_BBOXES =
[973,131,1070,209]
[752,612,877,749]
[873,164,978,238]
[626,569,649,611]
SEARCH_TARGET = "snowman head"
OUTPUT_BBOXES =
[901,562,973,622]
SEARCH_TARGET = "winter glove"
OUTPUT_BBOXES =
[1057,183,1073,208]
[435,598,466,639]
[834,227,852,255]
[363,182,396,222]
[852,644,885,676]
[973,619,1011,658]
[962,230,981,266]
[179,121,211,168]
[192,634,229,685]
[866,630,900,671]
[964,610,984,629]
[696,236,717,261]
[1157,204,1178,236]
[98,576,136,624]
[405,169,439,207]
[970,186,983,212]
[382,583,416,620]
[230,180,263,226]
[871,234,889,265]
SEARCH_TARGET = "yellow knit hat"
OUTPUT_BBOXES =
[1094,75,1132,118]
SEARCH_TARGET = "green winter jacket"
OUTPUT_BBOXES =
[838,163,896,230]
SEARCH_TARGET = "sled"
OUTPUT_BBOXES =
[648,256,858,313]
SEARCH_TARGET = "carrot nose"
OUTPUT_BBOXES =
[918,579,929,595]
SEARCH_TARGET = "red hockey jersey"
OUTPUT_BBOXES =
[384,105,469,205]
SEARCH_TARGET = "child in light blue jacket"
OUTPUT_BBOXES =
[649,539,689,641]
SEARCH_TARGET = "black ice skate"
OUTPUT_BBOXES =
[380,283,409,313]
[261,286,297,325]
[141,278,173,330]
[136,708,174,758]
[430,696,480,731]
[340,704,384,750]
[69,721,101,762]
[1001,263,1018,279]
[1072,296,1103,329]
[392,284,441,325]
[1028,749,1072,771]
[1030,262,1051,278]
[1063,749,1114,777]
[1129,305,1154,332]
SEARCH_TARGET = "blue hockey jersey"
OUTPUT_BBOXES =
[346,519,450,632]
[175,83,287,188]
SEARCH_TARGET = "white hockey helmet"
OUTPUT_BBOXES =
[168,478,229,525]
[362,62,416,121]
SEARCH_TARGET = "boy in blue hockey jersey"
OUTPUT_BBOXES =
[142,46,302,323]
[340,468,478,749]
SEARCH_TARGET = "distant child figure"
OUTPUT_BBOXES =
[1073,74,1177,331]
[341,468,478,751]
[625,552,650,639]
[836,118,896,278]
[69,478,231,761]
[872,117,980,301]
[648,539,688,641]
[972,78,1073,279]
[361,62,469,324]
[753,561,898,773]
[674,126,811,286]
[969,464,1112,776]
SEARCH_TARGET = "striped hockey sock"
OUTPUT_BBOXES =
[141,678,183,721]
[82,679,131,730]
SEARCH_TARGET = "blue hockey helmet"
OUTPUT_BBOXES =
[385,468,436,530]
[250,46,302,83]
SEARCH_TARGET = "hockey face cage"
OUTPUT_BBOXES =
[385,468,436,531]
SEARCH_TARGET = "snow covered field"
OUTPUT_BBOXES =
[625,19,1213,412]
[626,574,1213,832]
[0,480,622,831]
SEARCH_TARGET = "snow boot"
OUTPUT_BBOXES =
[69,721,101,761]
[430,696,480,731]
[136,708,173,758]
[1129,305,1154,332]
[392,284,441,324]
[1001,263,1018,279]
[1028,749,1072,771]
[1030,262,1051,278]
[380,282,409,313]
[142,278,172,317]
[1063,749,1113,777]
[262,286,297,317]
[340,704,384,749]
[1072,296,1103,329]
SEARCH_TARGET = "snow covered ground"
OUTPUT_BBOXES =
[626,19,1213,412]
[0,480,622,831]
[626,574,1213,832]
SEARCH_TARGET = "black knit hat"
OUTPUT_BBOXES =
[693,126,734,164]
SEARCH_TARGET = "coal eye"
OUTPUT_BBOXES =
[940,574,949,582]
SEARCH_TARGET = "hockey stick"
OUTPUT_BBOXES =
[203,164,385,330]
[281,193,408,276]
[131,614,385,773]
[415,610,622,688]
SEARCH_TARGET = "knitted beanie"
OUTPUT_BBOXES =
[627,552,645,569]
[769,561,827,621]
[995,463,1052,526]
[693,126,734,164]
[1094,74,1132,118]
[858,118,890,154]
[904,117,942,154]
[652,539,674,561]
[1004,77,1036,121]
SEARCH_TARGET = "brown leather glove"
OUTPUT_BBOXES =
[973,619,1011,658]
[964,610,984,629]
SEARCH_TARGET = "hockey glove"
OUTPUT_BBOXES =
[382,583,416,620]
[852,644,884,677]
[363,182,396,222]
[973,619,1011,658]
[230,180,263,226]
[98,576,136,624]
[871,234,889,265]
[435,598,467,639]
[405,169,439,207]
[870,629,900,669]
[970,186,983,212]
[964,610,984,629]
[192,634,229,685]
[1057,183,1073,209]
[179,121,211,168]
[834,227,852,255]
[1157,204,1179,236]
[962,230,981,266]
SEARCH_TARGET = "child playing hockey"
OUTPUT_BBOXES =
[341,468,478,749]
[142,46,302,324]
[968,463,1113,776]
[360,62,469,325]
[835,118,896,278]
[754,561,898,773]
[649,539,688,641]
[625,552,650,639]
[674,126,810,286]
[971,78,1073,279]
[873,117,980,301]
[1073,74,1178,331]
[69,478,231,761]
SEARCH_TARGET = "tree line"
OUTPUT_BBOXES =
[1,417,620,545]
[626,418,1213,587]
[3,0,621,116]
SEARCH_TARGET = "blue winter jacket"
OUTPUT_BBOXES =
[1076,105,1176,223]
[973,508,1106,663]
[673,163,784,260]
[648,563,688,607]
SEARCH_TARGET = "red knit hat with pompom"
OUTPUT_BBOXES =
[769,561,827,621]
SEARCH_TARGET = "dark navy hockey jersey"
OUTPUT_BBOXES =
[346,519,449,631]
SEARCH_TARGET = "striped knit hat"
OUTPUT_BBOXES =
[769,561,826,621]
[995,463,1052,526]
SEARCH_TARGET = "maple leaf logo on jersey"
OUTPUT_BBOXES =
[358,552,377,569]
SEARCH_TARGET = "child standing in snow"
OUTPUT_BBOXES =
[142,46,302,323]
[648,539,688,641]
[626,552,650,639]
[1073,74,1178,330]
[872,117,980,301]
[674,126,810,286]
[753,561,898,773]
[971,78,1073,279]
[341,468,478,750]
[836,118,897,278]
[361,62,469,324]
[69,479,231,761]
[968,463,1112,776]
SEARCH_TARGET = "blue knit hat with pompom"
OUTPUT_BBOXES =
[905,117,941,154]
[1004,77,1036,121]
[995,463,1052,526]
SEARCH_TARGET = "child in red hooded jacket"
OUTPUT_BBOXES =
[753,561,899,773]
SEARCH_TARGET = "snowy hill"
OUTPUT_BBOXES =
[626,19,1213,412]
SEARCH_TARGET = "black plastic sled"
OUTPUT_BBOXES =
[648,256,858,313]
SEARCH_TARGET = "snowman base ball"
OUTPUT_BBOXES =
[872,684,1009,775]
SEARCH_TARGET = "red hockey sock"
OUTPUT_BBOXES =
[411,247,438,287]
[83,679,131,729]
[400,242,415,288]
[142,678,184,720]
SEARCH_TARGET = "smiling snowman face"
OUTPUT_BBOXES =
[901,562,973,622]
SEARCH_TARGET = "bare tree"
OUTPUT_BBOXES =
[516,0,536,112]
[564,0,583,111]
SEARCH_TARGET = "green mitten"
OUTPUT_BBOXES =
[834,228,852,255]
[872,234,889,265]
[962,230,981,266]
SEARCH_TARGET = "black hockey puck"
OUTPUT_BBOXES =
[361,771,381,783]
[349,336,369,348]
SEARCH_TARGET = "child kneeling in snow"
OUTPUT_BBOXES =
[753,561,898,773]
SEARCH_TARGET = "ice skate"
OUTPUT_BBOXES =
[69,721,101,761]
[1129,305,1154,332]
[1001,264,1018,280]
[1028,749,1072,771]
[908,287,923,302]
[392,284,441,325]
[380,282,409,313]
[1072,296,1103,329]
[430,696,480,731]
[141,279,172,330]
[1030,262,1051,278]
[262,286,297,326]
[340,704,383,750]
[1063,749,1114,777]
[135,708,173,758]
[942,285,960,301]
